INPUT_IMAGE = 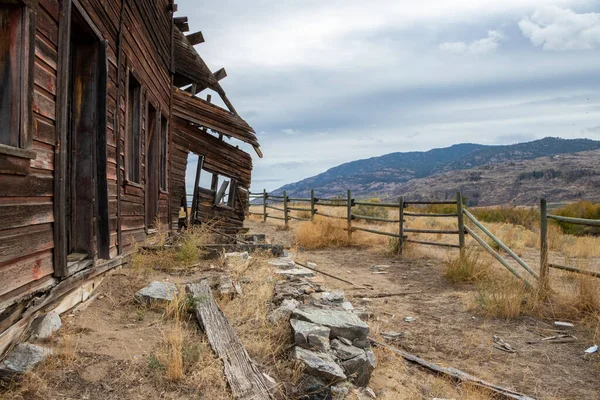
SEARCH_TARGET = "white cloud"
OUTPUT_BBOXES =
[281,128,300,135]
[440,30,505,55]
[519,6,600,51]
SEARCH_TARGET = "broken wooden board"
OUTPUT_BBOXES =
[187,281,275,400]
[370,338,535,400]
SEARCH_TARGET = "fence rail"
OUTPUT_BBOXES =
[248,189,464,255]
[246,189,600,295]
[540,199,600,290]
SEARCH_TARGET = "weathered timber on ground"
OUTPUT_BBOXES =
[187,281,276,400]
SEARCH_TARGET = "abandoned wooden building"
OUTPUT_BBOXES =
[0,0,260,356]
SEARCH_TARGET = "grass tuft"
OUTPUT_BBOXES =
[295,216,350,249]
[445,249,490,283]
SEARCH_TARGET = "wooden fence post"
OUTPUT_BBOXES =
[398,196,405,255]
[457,191,465,256]
[347,190,352,240]
[263,189,267,222]
[540,198,549,295]
[310,189,315,220]
[283,190,289,227]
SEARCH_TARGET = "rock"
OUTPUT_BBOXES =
[370,265,390,271]
[268,299,301,324]
[291,319,331,350]
[381,331,405,342]
[331,382,352,399]
[353,339,370,349]
[292,308,369,341]
[341,302,354,311]
[32,311,62,340]
[268,258,296,269]
[297,375,332,400]
[243,234,266,243]
[225,251,250,261]
[341,349,376,387]
[0,343,53,377]
[135,281,178,303]
[330,339,364,361]
[308,335,330,352]
[362,387,377,398]
[275,268,315,278]
[217,276,234,296]
[322,290,345,303]
[338,337,353,346]
[293,347,347,381]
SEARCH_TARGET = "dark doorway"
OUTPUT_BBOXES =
[146,102,159,227]
[65,6,109,259]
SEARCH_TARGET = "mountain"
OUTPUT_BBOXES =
[271,137,600,205]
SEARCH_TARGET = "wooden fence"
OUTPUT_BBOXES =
[248,189,544,289]
[540,199,600,289]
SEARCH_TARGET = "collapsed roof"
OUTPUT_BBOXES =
[172,17,262,157]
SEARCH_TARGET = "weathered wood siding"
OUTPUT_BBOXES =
[0,0,60,314]
[0,0,173,329]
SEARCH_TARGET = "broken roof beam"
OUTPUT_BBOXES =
[213,68,227,81]
[186,31,205,45]
[174,16,189,32]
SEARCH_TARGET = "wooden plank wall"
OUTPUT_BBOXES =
[0,0,60,314]
[170,116,252,232]
[119,0,172,253]
[0,0,173,331]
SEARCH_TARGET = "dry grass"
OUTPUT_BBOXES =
[476,274,532,319]
[295,215,350,249]
[445,248,490,283]
[364,346,495,399]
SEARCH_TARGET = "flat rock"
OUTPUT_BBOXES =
[135,281,178,303]
[32,311,62,340]
[268,299,301,324]
[381,331,405,342]
[341,349,376,387]
[224,251,250,260]
[293,347,347,382]
[291,319,330,349]
[268,258,296,269]
[275,268,315,278]
[243,234,266,243]
[331,339,365,361]
[292,308,369,341]
[0,343,53,377]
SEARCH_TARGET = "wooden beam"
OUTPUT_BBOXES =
[213,68,227,81]
[187,282,276,399]
[186,31,205,45]
[53,0,72,279]
[173,16,188,24]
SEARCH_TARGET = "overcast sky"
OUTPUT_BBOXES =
[177,0,600,193]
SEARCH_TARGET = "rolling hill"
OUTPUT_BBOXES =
[270,137,600,206]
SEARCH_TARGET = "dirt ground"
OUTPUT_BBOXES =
[1,219,599,400]
[248,220,600,400]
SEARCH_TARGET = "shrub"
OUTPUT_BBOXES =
[554,200,600,236]
[471,207,539,230]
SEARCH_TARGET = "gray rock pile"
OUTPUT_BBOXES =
[267,256,377,398]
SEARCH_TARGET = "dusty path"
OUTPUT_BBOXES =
[248,220,600,400]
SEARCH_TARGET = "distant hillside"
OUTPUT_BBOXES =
[270,137,600,205]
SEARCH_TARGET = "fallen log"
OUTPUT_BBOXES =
[370,338,535,400]
[187,281,276,399]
